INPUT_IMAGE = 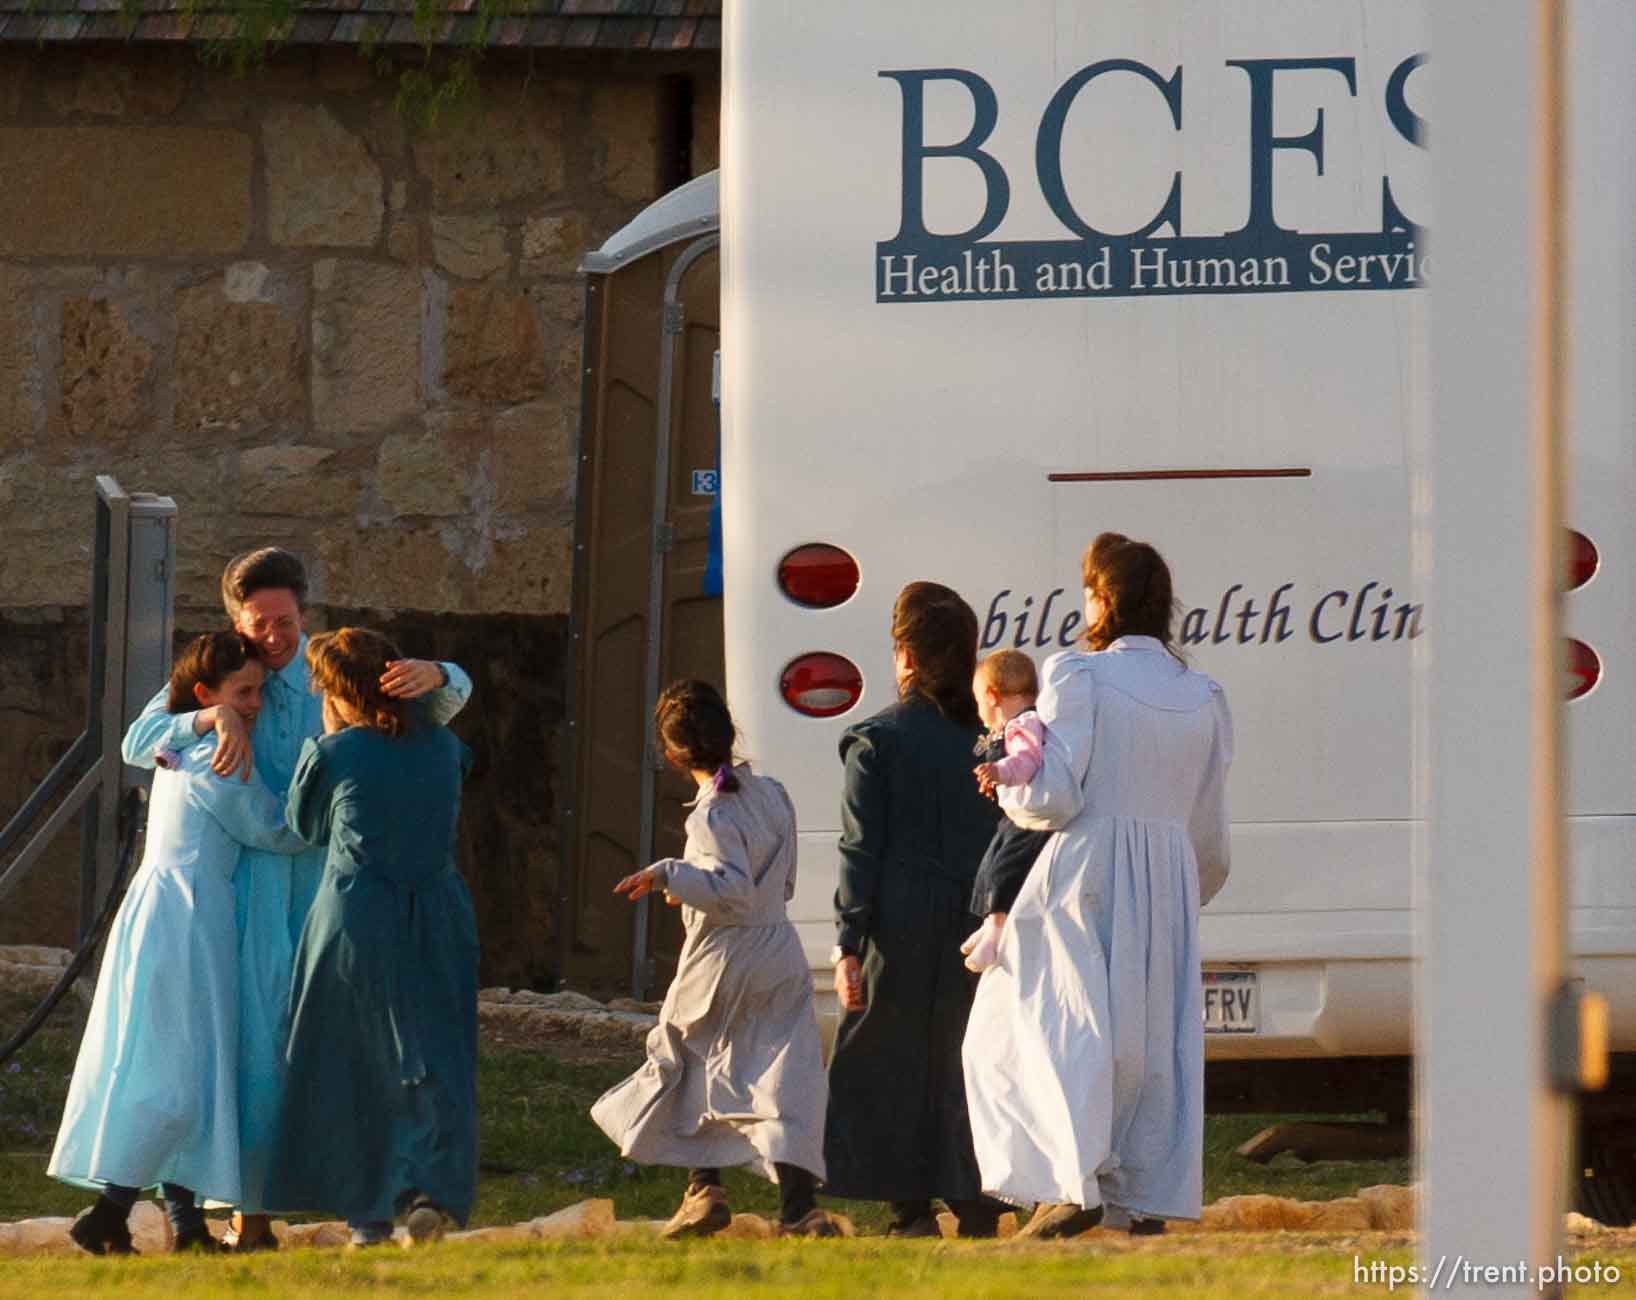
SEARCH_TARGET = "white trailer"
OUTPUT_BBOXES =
[719,0,1636,1218]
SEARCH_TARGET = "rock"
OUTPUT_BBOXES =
[995,1212,1017,1238]
[6,1217,75,1255]
[0,944,70,968]
[378,431,474,517]
[491,397,577,514]
[827,1212,858,1238]
[127,1200,173,1253]
[0,960,64,997]
[1565,1211,1609,1234]
[1358,1183,1416,1231]
[521,215,588,277]
[447,1226,530,1243]
[934,1211,957,1238]
[442,286,548,405]
[481,527,574,616]
[278,1220,350,1249]
[509,990,605,1013]
[1302,1197,1373,1231]
[387,219,422,264]
[478,987,515,1004]
[57,296,155,441]
[0,128,251,257]
[264,105,383,249]
[721,1213,776,1240]
[1199,1194,1315,1232]
[414,100,566,209]
[175,278,305,436]
[607,998,663,1015]
[432,214,510,281]
[311,260,423,436]
[238,445,358,518]
[0,266,34,444]
[526,1198,616,1239]
[591,82,660,201]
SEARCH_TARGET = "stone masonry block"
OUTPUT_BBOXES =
[0,129,250,257]
[491,397,576,513]
[311,260,423,436]
[264,104,384,248]
[377,431,473,517]
[239,445,359,517]
[413,97,566,210]
[175,274,305,435]
[521,215,588,278]
[431,213,509,281]
[0,266,33,446]
[442,286,547,405]
[591,82,661,201]
[56,297,155,442]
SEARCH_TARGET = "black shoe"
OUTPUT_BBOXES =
[1128,1216,1166,1237]
[1015,1202,1104,1240]
[69,1198,137,1256]
[221,1224,279,1252]
[171,1224,223,1253]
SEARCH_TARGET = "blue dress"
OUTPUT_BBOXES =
[47,739,305,1203]
[263,721,478,1225]
[121,643,473,1211]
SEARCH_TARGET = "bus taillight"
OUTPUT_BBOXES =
[777,544,860,609]
[1566,530,1599,591]
[1565,639,1601,700]
[779,653,863,717]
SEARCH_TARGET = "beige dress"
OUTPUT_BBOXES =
[591,766,827,1181]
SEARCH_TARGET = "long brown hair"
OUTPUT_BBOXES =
[1080,532,1181,657]
[654,679,739,792]
[892,581,980,727]
[167,631,260,713]
[306,627,409,738]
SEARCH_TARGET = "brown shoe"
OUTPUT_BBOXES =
[1015,1202,1103,1240]
[779,1208,840,1238]
[660,1183,731,1240]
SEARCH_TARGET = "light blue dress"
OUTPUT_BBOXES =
[48,738,305,1202]
[121,641,472,1211]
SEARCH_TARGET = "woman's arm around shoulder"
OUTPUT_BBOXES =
[284,735,339,846]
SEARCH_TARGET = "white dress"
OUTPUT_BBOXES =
[961,636,1232,1221]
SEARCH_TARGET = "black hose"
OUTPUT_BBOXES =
[0,785,147,1068]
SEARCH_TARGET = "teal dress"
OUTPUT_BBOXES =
[121,646,472,1211]
[47,739,304,1204]
[263,719,477,1225]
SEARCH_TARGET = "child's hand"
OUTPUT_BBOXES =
[612,866,664,900]
[973,762,998,799]
[834,955,865,1012]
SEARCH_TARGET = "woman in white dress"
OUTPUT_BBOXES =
[962,533,1233,1238]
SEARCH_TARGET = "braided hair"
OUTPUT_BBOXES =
[655,679,740,792]
[1079,532,1182,659]
[891,581,981,728]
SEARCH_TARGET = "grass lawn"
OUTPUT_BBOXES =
[1,986,1410,1234]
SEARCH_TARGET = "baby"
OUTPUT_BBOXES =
[962,649,1054,973]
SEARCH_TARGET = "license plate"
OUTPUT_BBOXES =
[1203,969,1258,1034]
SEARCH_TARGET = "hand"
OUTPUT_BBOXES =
[210,707,253,782]
[612,866,664,900]
[663,892,681,907]
[973,763,997,799]
[380,658,446,700]
[833,955,865,1012]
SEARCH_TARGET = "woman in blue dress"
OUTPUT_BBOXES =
[264,627,477,1248]
[50,632,305,1254]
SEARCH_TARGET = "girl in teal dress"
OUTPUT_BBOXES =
[264,627,476,1247]
[50,633,305,1254]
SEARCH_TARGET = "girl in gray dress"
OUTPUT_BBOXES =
[591,680,834,1238]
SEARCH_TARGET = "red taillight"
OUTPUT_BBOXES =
[780,653,864,718]
[1565,639,1601,700]
[1566,530,1599,591]
[777,544,860,609]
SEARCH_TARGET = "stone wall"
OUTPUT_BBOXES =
[0,43,720,989]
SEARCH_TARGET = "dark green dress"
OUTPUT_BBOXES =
[823,695,1001,1203]
[265,720,477,1225]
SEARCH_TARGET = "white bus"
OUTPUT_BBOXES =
[717,0,1636,1219]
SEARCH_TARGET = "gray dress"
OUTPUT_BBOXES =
[591,767,827,1182]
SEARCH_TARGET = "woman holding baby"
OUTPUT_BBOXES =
[962,533,1234,1238]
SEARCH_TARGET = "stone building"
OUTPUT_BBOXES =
[0,2,722,989]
